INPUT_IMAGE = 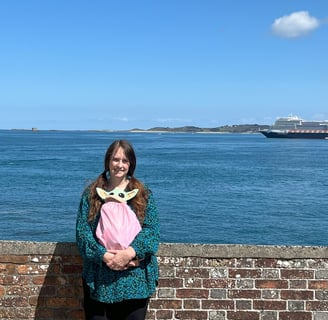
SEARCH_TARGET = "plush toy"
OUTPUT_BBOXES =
[95,187,141,250]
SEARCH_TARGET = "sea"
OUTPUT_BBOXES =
[1,129,327,246]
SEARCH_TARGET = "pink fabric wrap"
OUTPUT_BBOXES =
[96,201,141,250]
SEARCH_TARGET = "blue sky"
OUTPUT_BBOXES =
[0,0,327,130]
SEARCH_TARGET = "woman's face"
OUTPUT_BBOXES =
[109,147,130,180]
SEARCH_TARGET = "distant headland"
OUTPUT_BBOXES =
[130,124,269,133]
[9,124,270,133]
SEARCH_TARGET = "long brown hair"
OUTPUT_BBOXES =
[87,140,148,223]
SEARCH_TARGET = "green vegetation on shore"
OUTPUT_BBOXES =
[132,124,269,133]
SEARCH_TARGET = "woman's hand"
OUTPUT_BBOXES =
[102,252,115,264]
[105,247,136,271]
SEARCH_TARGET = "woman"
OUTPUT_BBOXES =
[76,140,159,320]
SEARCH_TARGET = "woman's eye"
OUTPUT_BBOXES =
[112,158,129,164]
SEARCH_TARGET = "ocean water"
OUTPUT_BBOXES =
[0,129,327,246]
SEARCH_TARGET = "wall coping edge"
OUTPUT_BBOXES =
[1,241,327,259]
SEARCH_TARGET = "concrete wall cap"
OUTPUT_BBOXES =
[1,241,328,259]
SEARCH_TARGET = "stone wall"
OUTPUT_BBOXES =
[0,241,328,319]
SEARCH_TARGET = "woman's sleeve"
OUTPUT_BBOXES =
[130,189,160,259]
[76,189,107,264]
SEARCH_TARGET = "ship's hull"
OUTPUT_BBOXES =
[260,130,328,139]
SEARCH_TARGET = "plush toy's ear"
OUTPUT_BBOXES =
[125,188,139,201]
[96,187,109,200]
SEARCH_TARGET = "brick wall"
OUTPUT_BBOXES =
[0,241,328,320]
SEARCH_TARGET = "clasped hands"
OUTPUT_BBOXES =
[103,246,138,271]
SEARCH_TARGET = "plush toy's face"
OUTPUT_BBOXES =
[96,187,139,203]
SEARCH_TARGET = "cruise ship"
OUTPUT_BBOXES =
[260,116,328,139]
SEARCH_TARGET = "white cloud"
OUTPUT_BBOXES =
[271,11,320,38]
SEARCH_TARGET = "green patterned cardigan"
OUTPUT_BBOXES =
[76,185,160,303]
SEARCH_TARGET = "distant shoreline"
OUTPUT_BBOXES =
[129,130,250,134]
[6,124,269,134]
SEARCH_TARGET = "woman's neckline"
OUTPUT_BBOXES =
[107,178,130,191]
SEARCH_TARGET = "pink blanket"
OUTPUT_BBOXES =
[96,201,141,250]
